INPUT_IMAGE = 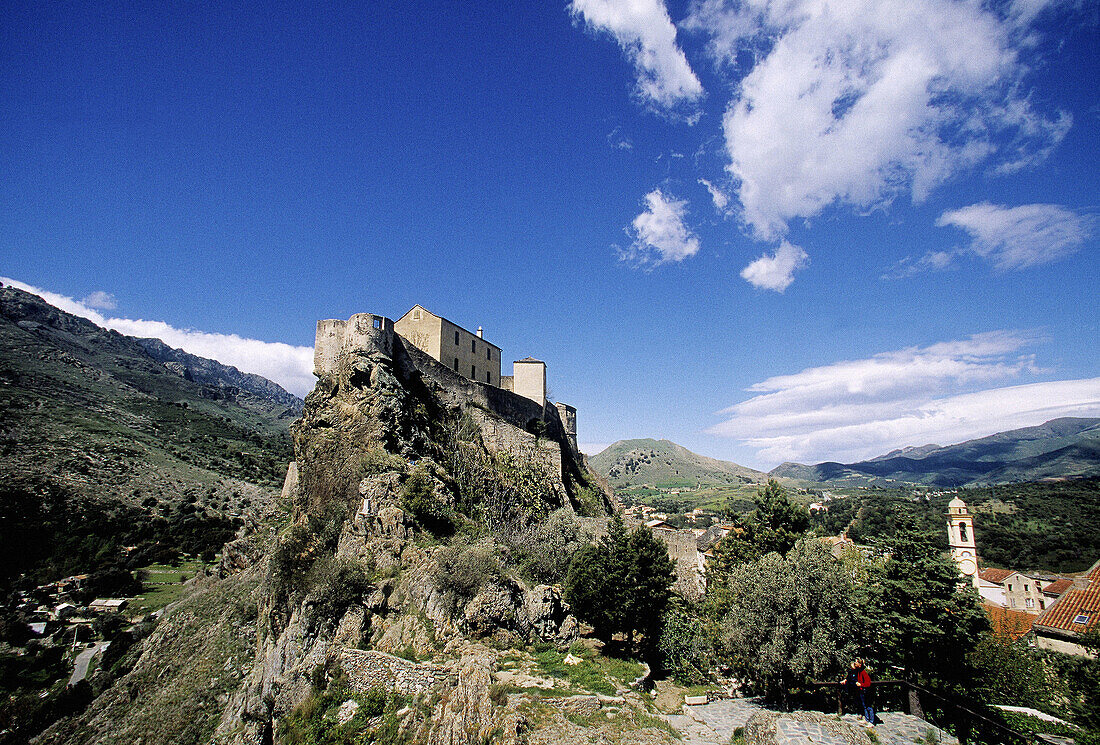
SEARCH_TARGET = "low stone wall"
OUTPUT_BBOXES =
[339,649,442,696]
[540,695,602,718]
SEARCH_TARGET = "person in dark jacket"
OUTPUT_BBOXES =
[842,658,874,726]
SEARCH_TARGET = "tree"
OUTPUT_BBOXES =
[706,480,811,611]
[624,524,676,646]
[564,515,675,651]
[752,479,810,556]
[657,598,714,684]
[862,521,989,698]
[719,539,857,708]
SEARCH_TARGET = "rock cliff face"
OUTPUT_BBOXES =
[34,316,611,745]
[45,320,600,745]
[209,330,609,743]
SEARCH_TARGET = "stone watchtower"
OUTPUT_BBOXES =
[947,497,980,588]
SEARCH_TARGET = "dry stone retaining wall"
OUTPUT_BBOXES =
[339,649,442,696]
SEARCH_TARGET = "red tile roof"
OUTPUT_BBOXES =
[1042,578,1073,597]
[979,567,1015,584]
[983,603,1035,640]
[1035,565,1100,637]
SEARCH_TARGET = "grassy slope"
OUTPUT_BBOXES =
[0,285,295,502]
[588,438,767,512]
[590,439,765,490]
[0,286,298,584]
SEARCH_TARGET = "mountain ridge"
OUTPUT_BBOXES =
[768,417,1100,486]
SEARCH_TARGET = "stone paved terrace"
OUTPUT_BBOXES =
[660,699,960,745]
[662,698,768,744]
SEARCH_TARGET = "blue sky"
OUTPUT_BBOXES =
[2,0,1098,470]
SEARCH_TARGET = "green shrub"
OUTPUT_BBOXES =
[401,470,454,536]
[509,509,583,585]
[357,448,406,477]
[432,543,503,601]
[657,598,714,685]
[307,558,373,628]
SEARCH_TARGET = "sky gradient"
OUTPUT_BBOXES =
[3,0,1098,470]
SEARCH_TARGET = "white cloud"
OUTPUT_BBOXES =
[882,249,957,279]
[81,290,117,310]
[706,330,1100,465]
[620,189,701,266]
[740,241,808,291]
[699,178,729,211]
[685,0,1071,238]
[607,127,634,150]
[570,0,704,111]
[936,202,1090,270]
[2,277,315,397]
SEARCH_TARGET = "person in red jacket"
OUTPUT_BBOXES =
[842,658,875,726]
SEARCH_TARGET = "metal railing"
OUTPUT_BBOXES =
[807,680,1036,744]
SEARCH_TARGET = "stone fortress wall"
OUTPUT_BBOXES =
[313,311,584,505]
[314,313,395,377]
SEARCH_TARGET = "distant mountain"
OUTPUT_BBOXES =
[590,438,766,489]
[0,284,300,583]
[769,417,1100,486]
[136,337,303,416]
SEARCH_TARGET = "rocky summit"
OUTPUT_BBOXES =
[31,313,628,745]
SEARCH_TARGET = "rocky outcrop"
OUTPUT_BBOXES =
[427,651,495,745]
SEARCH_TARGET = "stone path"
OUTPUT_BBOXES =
[872,712,959,745]
[774,716,850,745]
[662,698,767,744]
[660,700,959,745]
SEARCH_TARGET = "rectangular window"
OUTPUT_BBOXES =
[1026,598,1034,608]
[1008,584,1013,591]
[413,309,421,320]
[1074,614,1090,625]
[486,371,490,383]
[472,365,477,379]
[455,331,459,345]
[486,348,491,360]
[471,339,476,352]
[372,317,381,329]
[453,358,458,371]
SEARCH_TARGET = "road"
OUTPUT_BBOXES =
[69,642,110,686]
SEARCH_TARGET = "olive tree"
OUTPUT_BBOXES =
[720,539,857,708]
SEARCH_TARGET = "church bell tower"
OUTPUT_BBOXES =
[946,497,979,588]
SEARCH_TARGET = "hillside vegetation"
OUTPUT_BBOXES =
[814,478,1100,574]
[589,439,767,511]
[0,285,297,586]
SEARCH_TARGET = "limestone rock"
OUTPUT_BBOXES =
[336,699,359,725]
[524,584,578,647]
[428,652,494,745]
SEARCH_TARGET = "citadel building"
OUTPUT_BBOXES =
[313,305,577,451]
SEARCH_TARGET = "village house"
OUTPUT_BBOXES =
[1033,560,1100,657]
[88,598,129,613]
